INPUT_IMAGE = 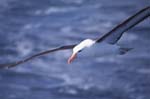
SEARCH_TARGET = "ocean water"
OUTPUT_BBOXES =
[0,0,149,99]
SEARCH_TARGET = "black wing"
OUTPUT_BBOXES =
[0,44,76,68]
[96,6,150,44]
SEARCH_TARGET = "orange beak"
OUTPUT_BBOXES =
[67,53,77,64]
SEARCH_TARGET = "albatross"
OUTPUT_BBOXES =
[0,6,149,68]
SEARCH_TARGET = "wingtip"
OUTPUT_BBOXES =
[0,61,21,69]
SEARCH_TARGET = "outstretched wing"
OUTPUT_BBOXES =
[0,44,76,68]
[96,6,150,44]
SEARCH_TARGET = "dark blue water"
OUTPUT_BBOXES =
[0,0,149,99]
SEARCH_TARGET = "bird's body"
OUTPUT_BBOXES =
[77,41,118,56]
[69,39,130,63]
[76,39,119,55]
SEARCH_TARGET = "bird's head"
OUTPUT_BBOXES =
[67,39,96,64]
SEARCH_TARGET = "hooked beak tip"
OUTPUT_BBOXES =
[67,58,71,64]
[67,53,77,64]
[67,60,71,64]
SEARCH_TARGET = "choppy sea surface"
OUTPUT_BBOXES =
[0,0,149,99]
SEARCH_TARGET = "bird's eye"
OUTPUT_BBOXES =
[79,50,82,52]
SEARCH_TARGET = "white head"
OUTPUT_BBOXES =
[68,39,96,64]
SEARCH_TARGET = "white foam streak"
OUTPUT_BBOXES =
[47,7,76,14]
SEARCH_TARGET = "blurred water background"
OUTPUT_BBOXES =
[0,0,149,99]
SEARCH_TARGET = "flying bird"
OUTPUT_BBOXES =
[0,6,149,68]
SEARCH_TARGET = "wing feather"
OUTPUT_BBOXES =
[0,44,76,68]
[96,6,150,44]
